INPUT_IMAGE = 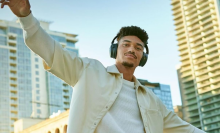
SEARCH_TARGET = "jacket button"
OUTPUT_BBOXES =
[94,123,96,125]
[106,106,108,109]
[115,92,117,94]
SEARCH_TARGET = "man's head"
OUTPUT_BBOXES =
[115,26,149,68]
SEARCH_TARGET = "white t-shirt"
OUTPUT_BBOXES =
[95,79,145,133]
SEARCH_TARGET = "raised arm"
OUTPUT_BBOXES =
[1,0,90,86]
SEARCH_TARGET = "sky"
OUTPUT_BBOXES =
[0,0,182,106]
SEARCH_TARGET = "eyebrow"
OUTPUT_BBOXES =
[123,40,144,48]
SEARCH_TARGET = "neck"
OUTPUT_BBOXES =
[115,63,135,82]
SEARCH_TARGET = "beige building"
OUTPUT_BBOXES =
[171,0,220,132]
[14,110,69,133]
[173,105,183,119]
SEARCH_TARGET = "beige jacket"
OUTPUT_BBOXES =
[19,13,205,133]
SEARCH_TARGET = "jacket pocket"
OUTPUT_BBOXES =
[146,109,163,133]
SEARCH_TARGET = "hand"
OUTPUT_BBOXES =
[0,0,31,17]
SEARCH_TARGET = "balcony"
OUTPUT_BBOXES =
[10,87,17,92]
[8,39,17,47]
[191,35,202,42]
[182,83,194,89]
[10,73,17,80]
[187,105,198,112]
[172,6,182,16]
[176,28,185,35]
[180,66,191,73]
[201,103,220,113]
[189,29,201,37]
[191,46,204,54]
[178,39,186,45]
[10,93,18,99]
[202,17,212,25]
[181,70,192,78]
[189,24,200,32]
[172,2,180,10]
[63,97,69,103]
[177,33,186,40]
[184,88,195,95]
[63,91,69,97]
[10,66,17,71]
[174,13,182,20]
[179,49,189,56]
[193,51,205,59]
[175,23,184,30]
[10,80,18,85]
[198,6,211,16]
[10,101,18,106]
[186,93,196,100]
[63,104,70,110]
[9,59,16,65]
[10,113,18,119]
[187,12,199,22]
[9,52,16,58]
[180,55,189,61]
[186,99,197,106]
[185,2,197,10]
[188,18,199,26]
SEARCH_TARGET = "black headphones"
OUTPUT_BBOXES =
[109,35,149,67]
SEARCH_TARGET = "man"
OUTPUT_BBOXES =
[1,0,206,133]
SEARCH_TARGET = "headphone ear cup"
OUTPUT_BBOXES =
[110,43,118,59]
[139,52,148,67]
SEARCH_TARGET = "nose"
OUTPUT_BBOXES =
[128,45,136,53]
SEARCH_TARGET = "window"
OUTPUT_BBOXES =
[37,109,41,114]
[0,28,6,34]
[36,96,40,101]
[67,41,75,47]
[35,58,38,62]
[36,90,40,94]
[35,64,39,68]
[36,84,39,88]
[37,103,40,107]
[35,71,39,75]
[0,36,7,46]
[36,77,39,82]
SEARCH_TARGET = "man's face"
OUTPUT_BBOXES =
[116,36,144,68]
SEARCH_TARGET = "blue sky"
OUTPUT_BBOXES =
[0,0,182,106]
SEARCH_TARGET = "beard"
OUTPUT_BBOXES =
[122,61,134,68]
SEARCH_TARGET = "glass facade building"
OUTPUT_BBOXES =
[0,19,78,133]
[138,79,174,111]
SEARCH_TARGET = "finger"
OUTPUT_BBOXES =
[1,1,9,8]
[0,0,5,3]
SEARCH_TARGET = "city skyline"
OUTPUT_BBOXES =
[0,0,182,106]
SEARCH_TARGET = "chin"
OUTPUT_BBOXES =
[122,61,134,68]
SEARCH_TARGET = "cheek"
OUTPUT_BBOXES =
[138,52,143,60]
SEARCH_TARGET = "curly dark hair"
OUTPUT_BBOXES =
[116,26,149,46]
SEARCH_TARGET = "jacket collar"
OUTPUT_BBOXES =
[107,64,146,93]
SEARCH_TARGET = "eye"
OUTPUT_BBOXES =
[136,47,142,51]
[123,44,129,47]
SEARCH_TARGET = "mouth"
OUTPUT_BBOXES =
[125,54,136,59]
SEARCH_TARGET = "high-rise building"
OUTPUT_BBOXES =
[174,105,183,119]
[171,0,220,132]
[0,19,78,133]
[138,79,174,111]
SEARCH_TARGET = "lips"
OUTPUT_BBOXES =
[125,54,136,59]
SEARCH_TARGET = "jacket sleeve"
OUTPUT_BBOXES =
[18,12,90,86]
[157,99,206,133]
